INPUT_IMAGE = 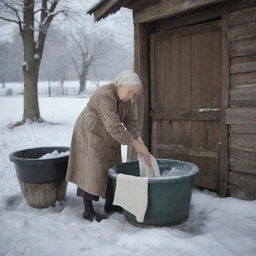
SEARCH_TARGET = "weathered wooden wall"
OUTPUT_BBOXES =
[225,6,256,199]
[127,0,256,200]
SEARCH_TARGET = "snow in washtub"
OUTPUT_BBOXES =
[38,150,70,159]
[0,85,256,256]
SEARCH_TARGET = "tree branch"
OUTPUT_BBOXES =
[0,15,19,24]
[0,2,23,33]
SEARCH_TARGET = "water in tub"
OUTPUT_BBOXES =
[161,167,187,178]
[160,164,198,179]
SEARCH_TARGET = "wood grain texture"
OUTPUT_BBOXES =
[218,14,229,197]
[229,171,256,200]
[225,108,256,124]
[229,148,256,174]
[150,20,222,191]
[127,22,150,161]
[19,180,67,208]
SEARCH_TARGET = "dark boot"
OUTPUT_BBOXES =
[104,180,114,213]
[82,197,95,222]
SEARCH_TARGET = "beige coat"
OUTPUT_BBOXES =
[65,83,141,198]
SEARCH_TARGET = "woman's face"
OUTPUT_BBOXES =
[116,85,140,102]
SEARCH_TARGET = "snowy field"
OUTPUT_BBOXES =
[0,92,256,256]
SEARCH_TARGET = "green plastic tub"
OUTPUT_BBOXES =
[107,159,199,227]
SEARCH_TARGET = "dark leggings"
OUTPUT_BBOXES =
[76,179,114,204]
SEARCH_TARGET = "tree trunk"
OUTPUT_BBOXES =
[78,74,86,94]
[21,0,42,122]
[60,73,65,95]
[48,79,51,97]
[60,81,64,95]
[22,64,41,121]
[78,55,89,95]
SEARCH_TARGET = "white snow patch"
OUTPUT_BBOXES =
[34,53,39,60]
[198,108,220,112]
[38,150,70,159]
[22,62,28,71]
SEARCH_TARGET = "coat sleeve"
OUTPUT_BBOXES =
[96,94,135,145]
[123,100,141,139]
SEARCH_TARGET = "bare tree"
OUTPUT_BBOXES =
[70,26,111,95]
[0,0,70,124]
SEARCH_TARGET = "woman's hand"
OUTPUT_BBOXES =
[129,138,152,167]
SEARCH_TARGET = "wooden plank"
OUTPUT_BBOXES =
[225,108,256,124]
[229,171,256,200]
[156,144,219,158]
[150,0,256,33]
[229,124,256,134]
[150,109,221,121]
[229,6,256,27]
[19,180,67,208]
[229,133,256,152]
[153,20,221,41]
[230,72,256,86]
[150,33,155,113]
[230,56,256,74]
[151,120,158,156]
[134,22,150,148]
[127,22,150,161]
[158,149,219,190]
[229,37,256,57]
[211,29,222,108]
[230,84,256,107]
[218,14,229,197]
[229,21,256,41]
[229,148,256,175]
[133,0,225,24]
[150,19,221,192]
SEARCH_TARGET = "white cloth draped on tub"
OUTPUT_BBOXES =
[113,154,160,223]
[113,173,148,222]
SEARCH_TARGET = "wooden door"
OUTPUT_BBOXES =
[150,20,223,191]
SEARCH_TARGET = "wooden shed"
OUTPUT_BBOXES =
[88,0,256,200]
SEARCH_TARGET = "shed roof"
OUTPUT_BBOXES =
[87,0,226,23]
[87,0,131,21]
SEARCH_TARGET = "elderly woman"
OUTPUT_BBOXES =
[65,70,151,222]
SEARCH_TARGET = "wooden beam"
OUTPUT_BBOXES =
[156,144,219,158]
[229,124,256,134]
[153,19,221,40]
[150,109,221,121]
[218,14,229,198]
[225,108,256,124]
[127,22,150,161]
[150,0,256,33]
[229,148,256,175]
[133,0,225,24]
[229,171,256,200]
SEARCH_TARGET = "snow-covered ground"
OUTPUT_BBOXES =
[0,92,256,256]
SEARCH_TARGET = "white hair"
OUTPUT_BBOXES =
[114,70,142,88]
